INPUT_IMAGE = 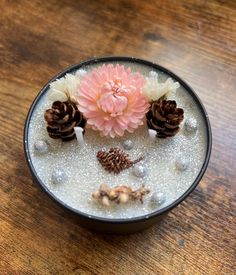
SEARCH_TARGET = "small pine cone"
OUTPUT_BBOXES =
[44,101,86,142]
[146,98,184,138]
[97,148,143,174]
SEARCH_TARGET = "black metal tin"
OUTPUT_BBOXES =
[24,57,212,234]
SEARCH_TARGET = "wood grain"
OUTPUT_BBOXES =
[0,0,235,274]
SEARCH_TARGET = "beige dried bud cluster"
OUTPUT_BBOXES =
[92,184,150,206]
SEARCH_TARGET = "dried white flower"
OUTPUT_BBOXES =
[143,71,180,101]
[47,73,81,104]
[75,69,87,78]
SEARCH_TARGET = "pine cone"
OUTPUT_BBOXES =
[97,148,143,174]
[146,98,184,138]
[44,101,86,141]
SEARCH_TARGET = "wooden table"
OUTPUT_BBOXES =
[0,0,235,274]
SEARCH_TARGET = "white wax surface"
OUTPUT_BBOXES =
[27,61,208,219]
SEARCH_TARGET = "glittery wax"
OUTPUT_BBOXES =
[27,61,208,219]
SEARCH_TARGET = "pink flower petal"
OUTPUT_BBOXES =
[77,64,149,138]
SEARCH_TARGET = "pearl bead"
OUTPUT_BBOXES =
[175,158,189,171]
[149,192,166,206]
[51,169,68,184]
[34,140,49,154]
[122,140,134,150]
[184,118,197,135]
[133,165,147,178]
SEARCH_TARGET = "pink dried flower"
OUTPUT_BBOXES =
[77,64,149,138]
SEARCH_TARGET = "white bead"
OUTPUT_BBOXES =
[149,192,166,206]
[51,169,68,184]
[122,140,134,150]
[184,118,197,134]
[133,165,147,178]
[34,140,49,154]
[175,158,189,171]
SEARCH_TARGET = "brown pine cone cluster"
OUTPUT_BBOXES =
[146,98,184,138]
[96,148,143,174]
[92,184,150,206]
[44,101,86,142]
